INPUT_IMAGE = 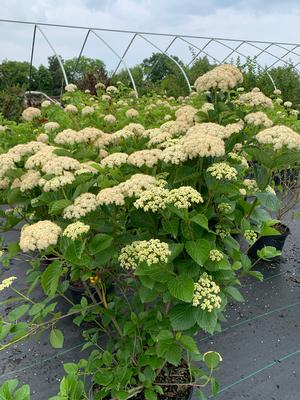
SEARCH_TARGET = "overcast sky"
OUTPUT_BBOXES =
[1,0,300,71]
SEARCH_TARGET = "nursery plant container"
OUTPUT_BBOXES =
[92,361,193,399]
[248,223,290,259]
[69,281,113,304]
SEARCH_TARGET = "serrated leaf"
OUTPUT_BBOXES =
[179,335,200,354]
[165,344,182,366]
[185,239,211,266]
[89,233,113,255]
[195,309,218,334]
[167,275,194,302]
[191,214,209,230]
[169,304,197,330]
[49,199,72,215]
[256,192,280,212]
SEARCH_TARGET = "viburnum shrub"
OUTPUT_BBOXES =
[0,66,300,399]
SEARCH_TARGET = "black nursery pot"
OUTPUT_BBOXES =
[69,282,113,304]
[248,223,290,259]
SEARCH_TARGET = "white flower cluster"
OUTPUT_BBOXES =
[209,249,224,262]
[24,147,56,169]
[20,220,62,252]
[175,105,197,125]
[160,120,189,136]
[104,114,116,124]
[284,101,292,108]
[82,106,94,116]
[134,186,169,212]
[192,272,222,311]
[96,187,125,206]
[63,221,90,240]
[41,100,51,108]
[101,152,129,168]
[65,104,78,113]
[167,186,204,209]
[22,107,41,122]
[36,133,49,143]
[126,108,139,118]
[126,149,161,168]
[118,239,171,270]
[65,83,77,92]
[238,88,273,108]
[207,162,238,180]
[63,193,98,219]
[126,123,146,136]
[244,112,273,128]
[106,85,118,94]
[195,64,243,92]
[44,122,60,132]
[95,82,106,90]
[256,125,300,150]
[118,174,157,197]
[39,171,75,192]
[11,170,41,192]
[102,94,111,102]
[244,229,258,243]
[228,152,248,168]
[180,129,225,160]
[54,127,104,145]
[0,276,17,292]
[75,162,99,175]
[41,156,81,175]
[200,103,215,113]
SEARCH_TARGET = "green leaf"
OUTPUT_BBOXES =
[254,164,270,190]
[256,192,280,212]
[63,363,79,374]
[49,328,64,349]
[53,148,74,157]
[246,270,264,281]
[72,181,95,199]
[8,305,30,321]
[0,322,11,340]
[167,275,194,302]
[165,343,182,366]
[257,246,281,260]
[89,233,113,255]
[169,304,197,330]
[162,218,179,237]
[145,389,157,400]
[179,335,200,354]
[41,260,63,297]
[185,239,211,266]
[138,286,158,303]
[168,243,184,262]
[195,309,218,334]
[14,384,30,400]
[224,286,245,302]
[130,210,157,230]
[191,214,209,230]
[7,242,20,257]
[246,147,273,168]
[273,151,300,169]
[49,199,72,215]
[203,351,222,369]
